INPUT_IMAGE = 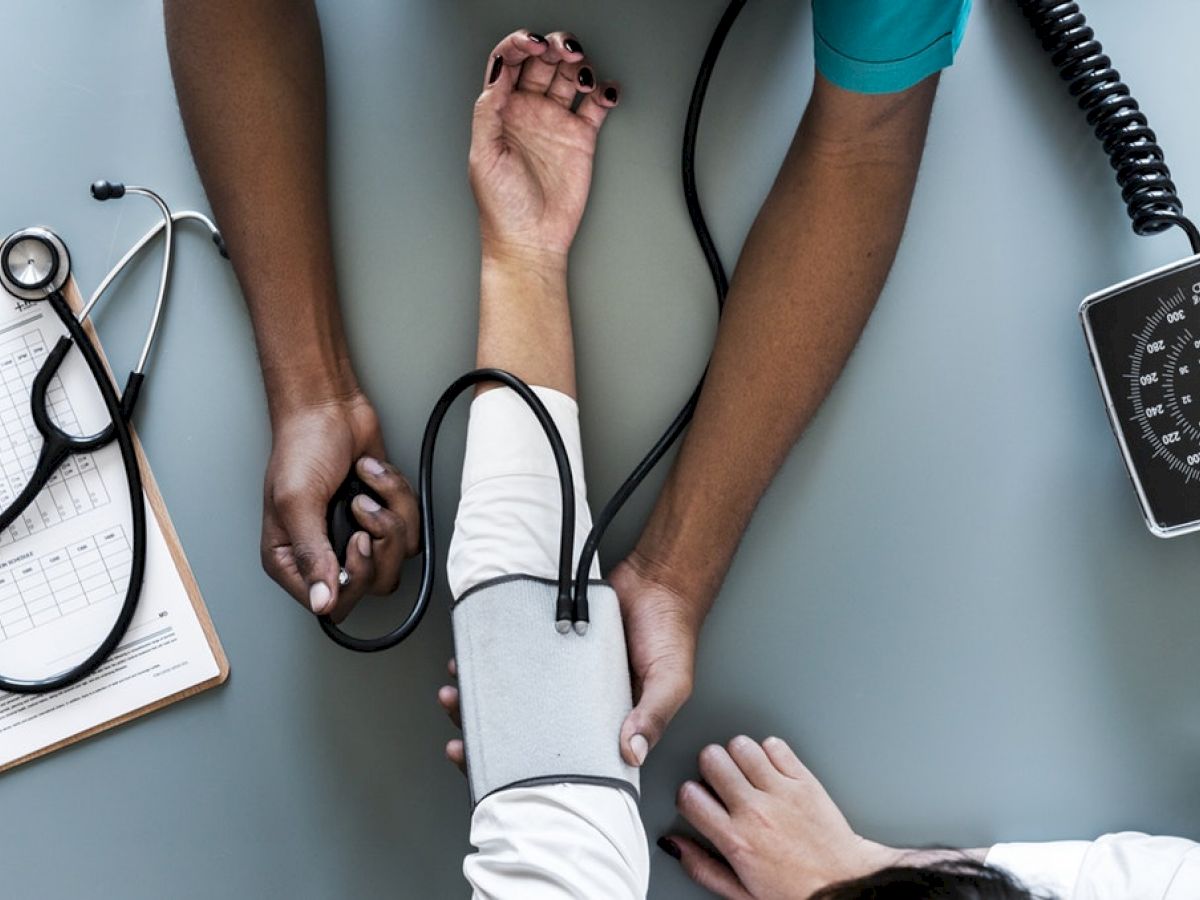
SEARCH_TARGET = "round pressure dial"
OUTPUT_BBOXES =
[1083,256,1200,536]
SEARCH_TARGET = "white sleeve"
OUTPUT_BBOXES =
[447,386,648,900]
[986,833,1200,899]
[984,840,1090,896]
[446,386,599,600]
[467,785,648,900]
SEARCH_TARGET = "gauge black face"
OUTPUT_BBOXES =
[1083,255,1200,536]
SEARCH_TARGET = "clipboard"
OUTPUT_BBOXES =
[0,276,228,771]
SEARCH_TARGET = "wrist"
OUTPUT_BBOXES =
[480,244,570,319]
[632,479,734,611]
[238,271,360,425]
[620,547,714,634]
[860,841,906,873]
[481,240,568,281]
[891,846,990,868]
[263,355,361,425]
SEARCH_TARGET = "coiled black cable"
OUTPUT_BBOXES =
[1015,0,1200,253]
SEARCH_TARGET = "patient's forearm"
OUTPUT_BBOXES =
[164,0,354,424]
[632,73,938,608]
[477,251,576,398]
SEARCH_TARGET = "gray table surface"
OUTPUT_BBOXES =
[5,1,1200,897]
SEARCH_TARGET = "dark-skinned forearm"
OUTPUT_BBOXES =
[164,0,355,427]
[631,74,939,615]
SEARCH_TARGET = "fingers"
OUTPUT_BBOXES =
[326,455,417,609]
[329,530,373,623]
[659,837,753,900]
[620,661,693,767]
[481,29,548,92]
[577,81,619,129]
[355,456,419,555]
[698,743,753,810]
[676,780,731,846]
[318,455,418,620]
[438,684,461,729]
[546,58,595,109]
[517,30,582,94]
[727,735,782,792]
[441,657,465,774]
[762,735,809,780]
[476,29,550,147]
[446,739,466,775]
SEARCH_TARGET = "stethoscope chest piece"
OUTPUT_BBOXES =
[0,226,70,301]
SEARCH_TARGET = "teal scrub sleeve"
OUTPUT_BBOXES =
[812,0,972,94]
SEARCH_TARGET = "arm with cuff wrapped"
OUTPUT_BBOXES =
[447,386,648,898]
[450,27,644,896]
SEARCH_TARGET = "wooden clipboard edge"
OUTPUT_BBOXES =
[0,276,229,774]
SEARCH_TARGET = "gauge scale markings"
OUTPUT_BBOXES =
[1124,288,1200,481]
[1082,254,1200,535]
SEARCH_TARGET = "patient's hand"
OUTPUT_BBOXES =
[661,737,899,899]
[470,29,619,264]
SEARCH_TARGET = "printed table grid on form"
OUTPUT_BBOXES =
[0,526,131,640]
[0,328,111,547]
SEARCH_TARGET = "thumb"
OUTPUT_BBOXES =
[279,497,342,615]
[620,659,692,766]
[659,836,752,900]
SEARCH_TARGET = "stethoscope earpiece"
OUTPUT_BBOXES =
[90,180,126,201]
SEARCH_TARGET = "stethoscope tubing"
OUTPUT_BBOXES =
[80,210,224,325]
[0,291,146,693]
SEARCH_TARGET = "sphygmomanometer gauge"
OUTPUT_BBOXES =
[1083,255,1200,536]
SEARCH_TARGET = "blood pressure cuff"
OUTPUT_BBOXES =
[451,575,639,808]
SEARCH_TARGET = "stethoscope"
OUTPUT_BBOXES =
[0,181,226,694]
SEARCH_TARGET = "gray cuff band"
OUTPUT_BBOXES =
[451,575,639,807]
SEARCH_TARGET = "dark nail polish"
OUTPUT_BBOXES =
[657,837,682,860]
[488,55,503,85]
[578,67,594,89]
[564,38,583,54]
[604,86,618,103]
[527,32,546,44]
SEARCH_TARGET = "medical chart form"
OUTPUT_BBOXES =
[0,283,226,770]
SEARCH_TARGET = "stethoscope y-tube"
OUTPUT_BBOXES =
[322,0,746,650]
